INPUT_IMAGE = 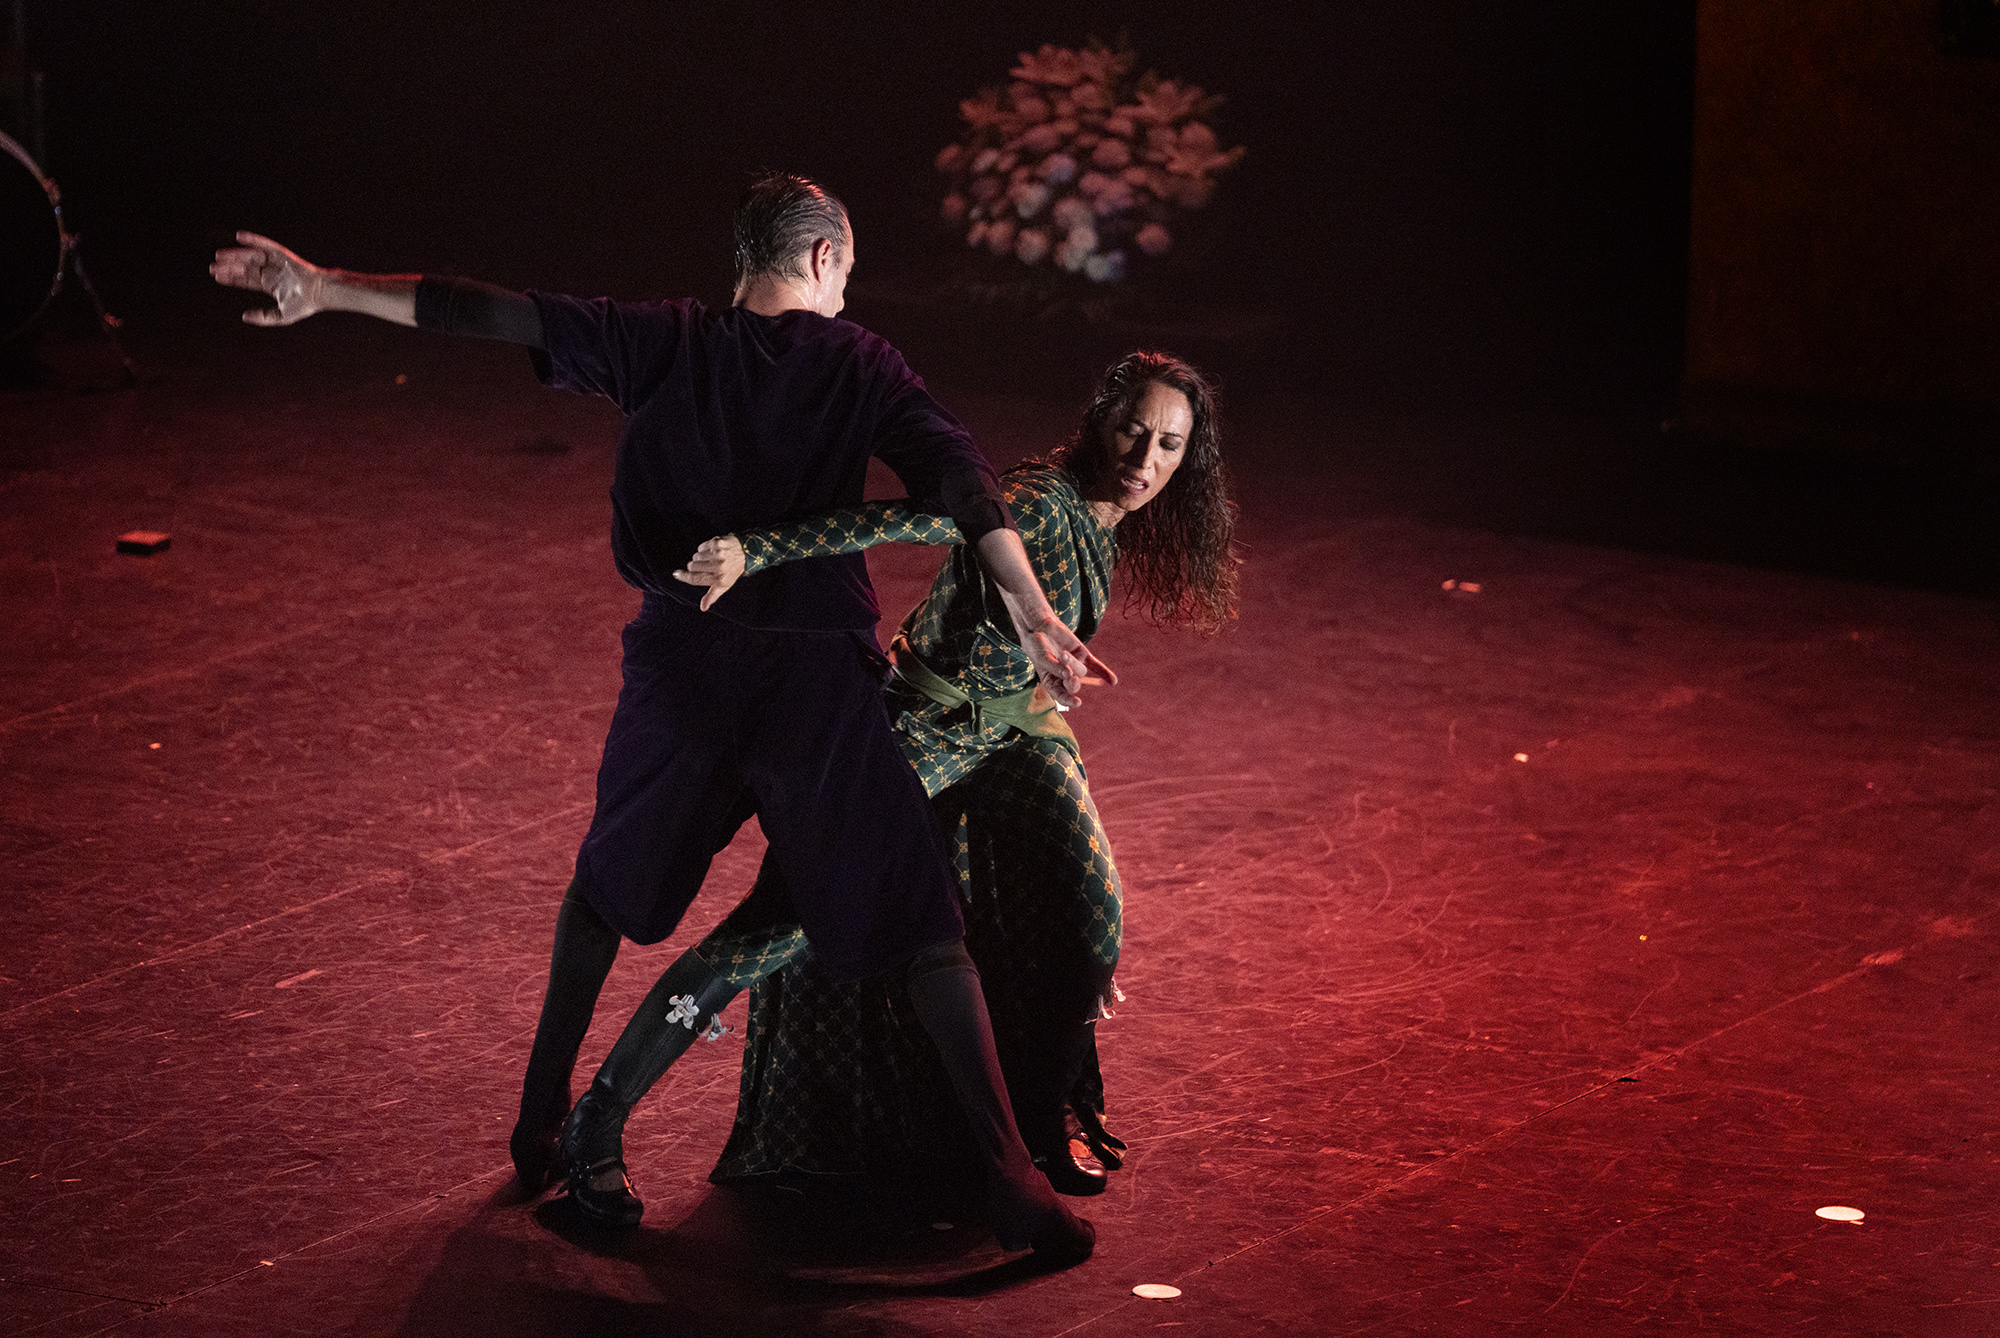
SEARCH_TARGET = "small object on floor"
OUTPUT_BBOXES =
[1133,1283,1182,1299]
[116,530,170,555]
[1815,1205,1865,1223]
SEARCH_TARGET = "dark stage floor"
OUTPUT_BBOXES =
[3,318,1998,1336]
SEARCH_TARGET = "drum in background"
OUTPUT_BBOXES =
[1,129,64,342]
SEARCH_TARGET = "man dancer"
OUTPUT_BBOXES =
[211,173,1107,1264]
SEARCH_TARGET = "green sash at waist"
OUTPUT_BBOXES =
[888,633,1079,758]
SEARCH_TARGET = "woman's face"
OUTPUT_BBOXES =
[1090,380,1193,518]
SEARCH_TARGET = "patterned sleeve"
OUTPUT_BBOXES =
[1002,476,1085,630]
[737,501,962,576]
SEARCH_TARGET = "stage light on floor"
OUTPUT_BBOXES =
[1815,1206,1865,1223]
[1133,1284,1182,1299]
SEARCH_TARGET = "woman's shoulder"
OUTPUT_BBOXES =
[1001,461,1085,520]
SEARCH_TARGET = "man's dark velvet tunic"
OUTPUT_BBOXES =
[523,292,1012,978]
[529,293,1009,630]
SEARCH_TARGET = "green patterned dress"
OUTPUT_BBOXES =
[695,462,1124,1183]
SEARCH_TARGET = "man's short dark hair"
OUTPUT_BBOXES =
[734,172,848,288]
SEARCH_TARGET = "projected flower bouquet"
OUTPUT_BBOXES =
[936,39,1245,307]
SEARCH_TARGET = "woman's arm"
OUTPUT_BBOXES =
[674,488,1115,701]
[975,526,1116,701]
[740,502,961,574]
[672,501,961,610]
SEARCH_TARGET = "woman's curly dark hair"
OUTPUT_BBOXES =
[1048,350,1239,633]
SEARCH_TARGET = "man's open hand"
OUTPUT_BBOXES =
[210,232,328,326]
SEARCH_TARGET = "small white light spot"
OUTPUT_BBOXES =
[1133,1284,1182,1300]
[1816,1205,1865,1223]
[1514,753,1529,763]
[149,742,162,750]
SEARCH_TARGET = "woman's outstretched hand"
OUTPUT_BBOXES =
[210,232,330,326]
[973,525,1116,707]
[672,535,747,611]
[1019,612,1118,709]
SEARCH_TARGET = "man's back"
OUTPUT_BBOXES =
[531,294,993,631]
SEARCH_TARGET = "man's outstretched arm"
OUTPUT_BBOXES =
[211,232,416,327]
[211,232,544,347]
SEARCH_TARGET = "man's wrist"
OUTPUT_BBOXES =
[315,269,353,312]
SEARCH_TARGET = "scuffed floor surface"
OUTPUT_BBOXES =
[3,323,1997,1335]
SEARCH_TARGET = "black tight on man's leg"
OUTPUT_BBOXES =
[903,940,1094,1264]
[512,882,621,1191]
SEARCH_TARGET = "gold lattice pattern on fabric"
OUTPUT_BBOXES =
[740,503,962,575]
[708,466,1122,1182]
[698,920,809,988]
[734,466,1115,705]
[903,467,1114,700]
[710,741,1121,1183]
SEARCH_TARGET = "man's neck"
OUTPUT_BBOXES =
[733,276,815,317]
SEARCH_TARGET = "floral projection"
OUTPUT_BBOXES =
[936,40,1245,292]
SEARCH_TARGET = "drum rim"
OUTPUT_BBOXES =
[0,128,67,344]
[0,129,56,196]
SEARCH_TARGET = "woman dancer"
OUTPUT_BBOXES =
[666,349,1238,1197]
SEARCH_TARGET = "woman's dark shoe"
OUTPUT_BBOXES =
[558,1081,644,1227]
[550,947,742,1228]
[1070,1105,1126,1171]
[1034,1146,1108,1196]
[1025,1103,1110,1195]
[563,1156,643,1228]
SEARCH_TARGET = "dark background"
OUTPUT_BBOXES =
[18,2,2000,595]
[23,1,1697,411]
